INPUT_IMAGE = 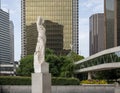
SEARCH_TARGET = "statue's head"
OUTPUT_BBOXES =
[37,16,44,25]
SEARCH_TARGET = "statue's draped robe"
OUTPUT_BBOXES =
[34,17,46,73]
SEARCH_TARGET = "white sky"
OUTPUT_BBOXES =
[1,0,104,61]
[79,0,104,57]
[1,0,21,61]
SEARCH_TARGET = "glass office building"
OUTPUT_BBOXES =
[25,20,63,55]
[21,0,79,57]
[104,0,120,49]
[104,0,115,49]
[0,9,14,64]
[89,13,105,55]
[9,21,14,64]
[44,20,64,55]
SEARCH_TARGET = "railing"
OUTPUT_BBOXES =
[75,46,120,73]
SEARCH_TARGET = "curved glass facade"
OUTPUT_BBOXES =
[75,50,120,70]
[89,13,105,55]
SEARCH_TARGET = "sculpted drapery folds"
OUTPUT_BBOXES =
[34,16,46,73]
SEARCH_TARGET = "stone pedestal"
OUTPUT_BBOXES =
[115,87,120,93]
[32,73,51,93]
[32,62,51,93]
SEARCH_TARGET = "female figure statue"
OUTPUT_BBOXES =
[34,16,46,73]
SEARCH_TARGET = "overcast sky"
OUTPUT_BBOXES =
[1,0,104,61]
[1,0,21,61]
[79,0,104,57]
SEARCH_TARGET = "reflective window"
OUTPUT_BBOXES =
[75,51,120,70]
[21,0,79,56]
[105,0,115,48]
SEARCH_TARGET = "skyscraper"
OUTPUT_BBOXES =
[25,20,63,55]
[21,0,79,57]
[44,20,64,55]
[72,0,79,54]
[104,0,120,49]
[0,9,14,64]
[89,13,105,55]
[9,21,14,64]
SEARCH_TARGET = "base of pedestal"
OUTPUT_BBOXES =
[32,73,51,93]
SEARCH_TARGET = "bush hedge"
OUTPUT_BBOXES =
[52,77,80,85]
[0,76,31,85]
[80,80,107,84]
[0,76,80,85]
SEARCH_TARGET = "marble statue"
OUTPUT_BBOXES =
[34,16,46,73]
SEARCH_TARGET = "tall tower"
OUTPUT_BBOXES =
[0,9,12,64]
[104,0,120,49]
[21,0,79,57]
[72,0,79,54]
[89,13,105,55]
[9,21,14,64]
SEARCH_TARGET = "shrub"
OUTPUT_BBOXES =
[80,80,107,84]
[0,76,80,85]
[0,76,31,85]
[52,77,80,85]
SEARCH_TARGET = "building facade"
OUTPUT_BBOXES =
[72,0,79,54]
[90,0,120,55]
[44,20,64,55]
[25,20,64,55]
[89,13,105,55]
[21,0,79,57]
[104,0,120,49]
[0,9,13,64]
[9,21,14,64]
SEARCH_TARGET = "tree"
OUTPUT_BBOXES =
[16,55,34,76]
[67,51,84,62]
[60,51,84,78]
[17,48,85,77]
[45,48,55,57]
[46,54,61,77]
[17,48,58,77]
[59,56,74,77]
[94,69,120,82]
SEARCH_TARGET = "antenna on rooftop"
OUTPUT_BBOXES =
[8,9,9,13]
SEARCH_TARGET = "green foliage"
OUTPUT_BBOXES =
[60,56,74,77]
[0,76,31,85]
[94,69,120,81]
[52,77,80,85]
[45,48,55,58]
[46,54,61,76]
[67,51,84,62]
[17,48,84,78]
[81,80,107,84]
[16,55,34,76]
[0,76,80,85]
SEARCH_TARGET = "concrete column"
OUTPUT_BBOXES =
[32,62,51,93]
[0,85,1,93]
[88,72,92,80]
[115,82,120,93]
[115,87,120,93]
